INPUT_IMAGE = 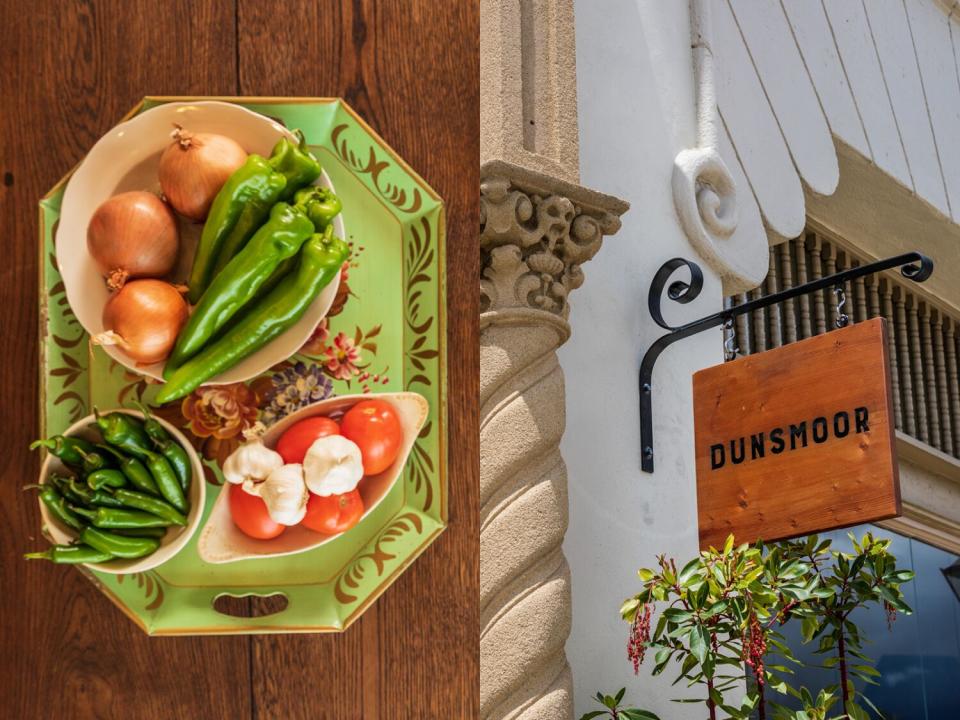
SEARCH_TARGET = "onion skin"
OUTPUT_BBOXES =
[98,280,189,365]
[87,191,179,289]
[159,126,247,221]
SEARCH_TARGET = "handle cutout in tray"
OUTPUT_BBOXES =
[213,592,289,618]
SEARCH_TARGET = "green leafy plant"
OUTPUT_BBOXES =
[579,688,661,720]
[608,532,913,720]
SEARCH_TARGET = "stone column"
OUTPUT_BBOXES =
[480,2,628,716]
[480,161,627,720]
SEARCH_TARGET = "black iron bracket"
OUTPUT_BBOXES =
[639,251,934,473]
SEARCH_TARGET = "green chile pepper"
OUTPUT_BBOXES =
[270,130,323,202]
[110,488,187,526]
[292,186,342,230]
[74,447,112,475]
[50,474,85,505]
[113,527,167,539]
[69,506,175,529]
[142,450,188,514]
[81,527,160,559]
[188,155,287,303]
[156,229,350,404]
[29,435,96,468]
[33,484,84,532]
[188,130,321,302]
[96,444,159,495]
[94,409,152,457]
[132,403,192,491]
[66,477,125,509]
[86,469,127,490]
[167,202,315,370]
[24,544,114,564]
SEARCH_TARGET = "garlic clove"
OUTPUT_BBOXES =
[222,439,284,486]
[246,463,308,526]
[303,435,364,497]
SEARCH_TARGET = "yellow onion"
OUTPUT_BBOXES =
[159,125,247,220]
[87,191,179,290]
[94,280,189,364]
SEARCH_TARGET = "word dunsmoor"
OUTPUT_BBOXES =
[709,407,870,471]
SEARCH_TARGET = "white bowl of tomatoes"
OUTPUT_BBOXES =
[197,392,428,563]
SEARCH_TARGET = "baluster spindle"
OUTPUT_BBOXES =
[779,242,798,343]
[854,269,868,323]
[766,246,783,348]
[894,286,917,436]
[920,303,941,449]
[735,292,751,356]
[795,234,812,339]
[811,235,827,334]
[945,320,960,457]
[751,288,767,352]
[825,241,838,328]
[933,311,953,455]
[909,296,930,444]
[879,279,902,429]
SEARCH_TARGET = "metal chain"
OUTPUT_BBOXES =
[834,285,849,328]
[723,316,739,361]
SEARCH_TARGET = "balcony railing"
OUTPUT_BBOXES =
[726,230,960,461]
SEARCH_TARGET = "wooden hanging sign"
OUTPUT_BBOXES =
[692,317,900,550]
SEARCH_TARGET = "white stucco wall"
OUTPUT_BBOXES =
[561,2,727,717]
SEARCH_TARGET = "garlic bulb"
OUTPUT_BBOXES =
[243,463,308,526]
[303,435,364,496]
[222,439,283,486]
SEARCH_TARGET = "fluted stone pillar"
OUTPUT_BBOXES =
[479,162,628,719]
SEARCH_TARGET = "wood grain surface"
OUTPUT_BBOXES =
[0,2,479,719]
[693,318,900,550]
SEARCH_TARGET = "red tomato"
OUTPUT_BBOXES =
[228,483,285,540]
[340,399,403,475]
[275,416,340,464]
[301,490,364,534]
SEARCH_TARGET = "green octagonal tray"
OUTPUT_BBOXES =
[37,97,446,635]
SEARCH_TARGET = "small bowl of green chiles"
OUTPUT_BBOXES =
[28,406,206,574]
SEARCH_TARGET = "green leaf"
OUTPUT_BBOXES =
[620,710,662,720]
[638,568,655,582]
[679,557,701,585]
[690,624,709,664]
[724,534,735,555]
[615,687,626,704]
[578,712,607,720]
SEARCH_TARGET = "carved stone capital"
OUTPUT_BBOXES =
[481,160,629,320]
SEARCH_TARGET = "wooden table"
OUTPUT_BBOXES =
[0,2,478,717]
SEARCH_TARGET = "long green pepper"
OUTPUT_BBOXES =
[167,202,315,370]
[81,527,160,559]
[110,488,187,526]
[69,506,175,529]
[24,544,113,564]
[188,130,322,302]
[86,469,127,490]
[133,403,192,492]
[32,484,84,532]
[96,444,159,495]
[94,409,152,456]
[140,450,187,513]
[156,229,350,403]
[29,435,96,469]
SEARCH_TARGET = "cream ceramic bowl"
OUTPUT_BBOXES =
[37,409,206,574]
[56,100,343,385]
[198,392,429,564]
